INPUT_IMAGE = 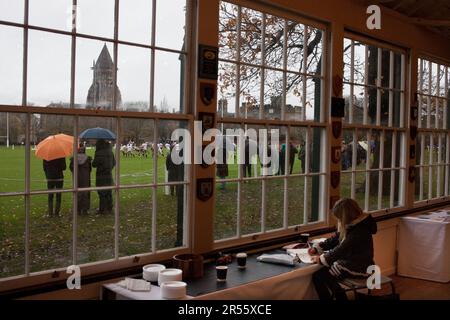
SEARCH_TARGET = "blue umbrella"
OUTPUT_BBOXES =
[79,127,116,140]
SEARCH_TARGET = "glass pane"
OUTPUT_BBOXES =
[118,0,152,45]
[241,180,261,235]
[310,127,323,174]
[264,69,283,120]
[289,127,307,174]
[31,114,74,191]
[307,176,320,222]
[393,53,402,90]
[156,185,185,250]
[154,50,183,113]
[0,0,24,23]
[285,72,303,121]
[343,38,352,83]
[158,120,187,184]
[119,188,152,257]
[341,172,352,199]
[353,41,366,85]
[286,22,304,73]
[265,178,284,231]
[0,196,25,278]
[30,193,72,272]
[217,61,237,118]
[269,125,286,176]
[118,44,151,112]
[29,0,71,31]
[77,0,115,39]
[368,171,379,211]
[380,49,390,88]
[367,45,378,86]
[239,65,260,119]
[354,171,366,210]
[217,123,239,180]
[342,129,354,171]
[367,87,377,125]
[382,170,391,209]
[75,39,116,109]
[27,30,71,107]
[240,7,262,65]
[264,14,284,70]
[214,181,237,240]
[0,113,26,193]
[306,77,321,121]
[155,0,186,51]
[306,27,322,76]
[0,26,23,105]
[380,89,389,126]
[218,1,238,61]
[77,191,115,264]
[287,176,304,226]
[120,118,155,185]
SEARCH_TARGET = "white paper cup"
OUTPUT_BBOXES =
[143,264,166,282]
[158,268,183,286]
[160,281,187,300]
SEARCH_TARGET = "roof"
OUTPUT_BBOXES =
[95,44,114,69]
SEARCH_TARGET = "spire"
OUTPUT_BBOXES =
[95,43,114,69]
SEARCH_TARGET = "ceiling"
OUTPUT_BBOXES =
[359,0,450,39]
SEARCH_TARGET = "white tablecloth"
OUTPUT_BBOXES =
[397,211,450,283]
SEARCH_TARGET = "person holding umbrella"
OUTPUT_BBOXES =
[35,134,73,217]
[92,139,116,214]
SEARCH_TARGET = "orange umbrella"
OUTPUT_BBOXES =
[35,134,74,161]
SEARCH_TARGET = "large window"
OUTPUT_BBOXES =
[0,0,191,279]
[215,1,327,242]
[342,36,406,212]
[415,58,450,202]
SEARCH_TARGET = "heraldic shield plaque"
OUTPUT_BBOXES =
[197,178,214,201]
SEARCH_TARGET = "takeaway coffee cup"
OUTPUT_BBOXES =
[300,233,310,244]
[216,266,228,282]
[236,253,247,269]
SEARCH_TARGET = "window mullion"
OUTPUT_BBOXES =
[364,130,371,211]
[437,133,442,196]
[376,48,381,126]
[388,51,393,127]
[390,131,397,208]
[349,40,355,123]
[149,0,157,112]
[378,130,385,210]
[428,133,433,199]
[419,133,425,201]
[363,46,369,125]
[151,119,158,253]
[351,129,357,199]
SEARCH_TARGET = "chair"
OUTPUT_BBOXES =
[338,275,397,300]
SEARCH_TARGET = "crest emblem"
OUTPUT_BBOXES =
[410,145,416,159]
[408,167,416,183]
[330,171,340,189]
[332,121,342,139]
[331,146,341,164]
[410,126,418,140]
[197,178,214,201]
[411,106,418,121]
[200,82,215,106]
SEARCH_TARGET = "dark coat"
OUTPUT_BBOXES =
[316,215,377,276]
[92,143,115,186]
[70,153,92,188]
[166,152,179,182]
[43,158,66,180]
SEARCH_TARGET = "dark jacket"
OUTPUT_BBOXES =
[92,143,115,186]
[70,153,92,188]
[316,215,377,276]
[43,158,66,180]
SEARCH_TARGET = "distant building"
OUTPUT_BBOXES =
[86,44,122,110]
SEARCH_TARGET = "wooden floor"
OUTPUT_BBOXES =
[369,275,450,300]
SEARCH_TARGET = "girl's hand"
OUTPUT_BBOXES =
[311,255,321,264]
[308,247,318,255]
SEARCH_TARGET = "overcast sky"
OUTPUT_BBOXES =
[0,0,186,111]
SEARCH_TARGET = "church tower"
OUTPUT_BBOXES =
[86,44,122,110]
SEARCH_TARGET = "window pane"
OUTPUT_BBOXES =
[241,180,261,235]
[285,73,303,121]
[343,38,352,83]
[218,2,238,61]
[0,0,23,23]
[306,77,321,121]
[306,27,322,76]
[218,62,237,118]
[154,51,183,113]
[156,185,185,250]
[0,113,26,193]
[30,193,73,272]
[240,7,262,65]
[341,172,352,199]
[287,176,304,226]
[119,188,152,257]
[75,39,117,109]
[264,69,283,120]
[118,44,151,112]
[31,114,74,192]
[239,65,261,119]
[118,0,152,45]
[0,196,25,277]
[77,0,115,39]
[264,14,284,69]
[353,41,366,85]
[214,181,237,240]
[120,118,154,185]
[155,0,186,51]
[289,126,307,174]
[217,123,239,180]
[265,178,284,231]
[158,120,187,184]
[29,0,71,31]
[0,25,23,105]
[27,30,71,107]
[286,22,304,73]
